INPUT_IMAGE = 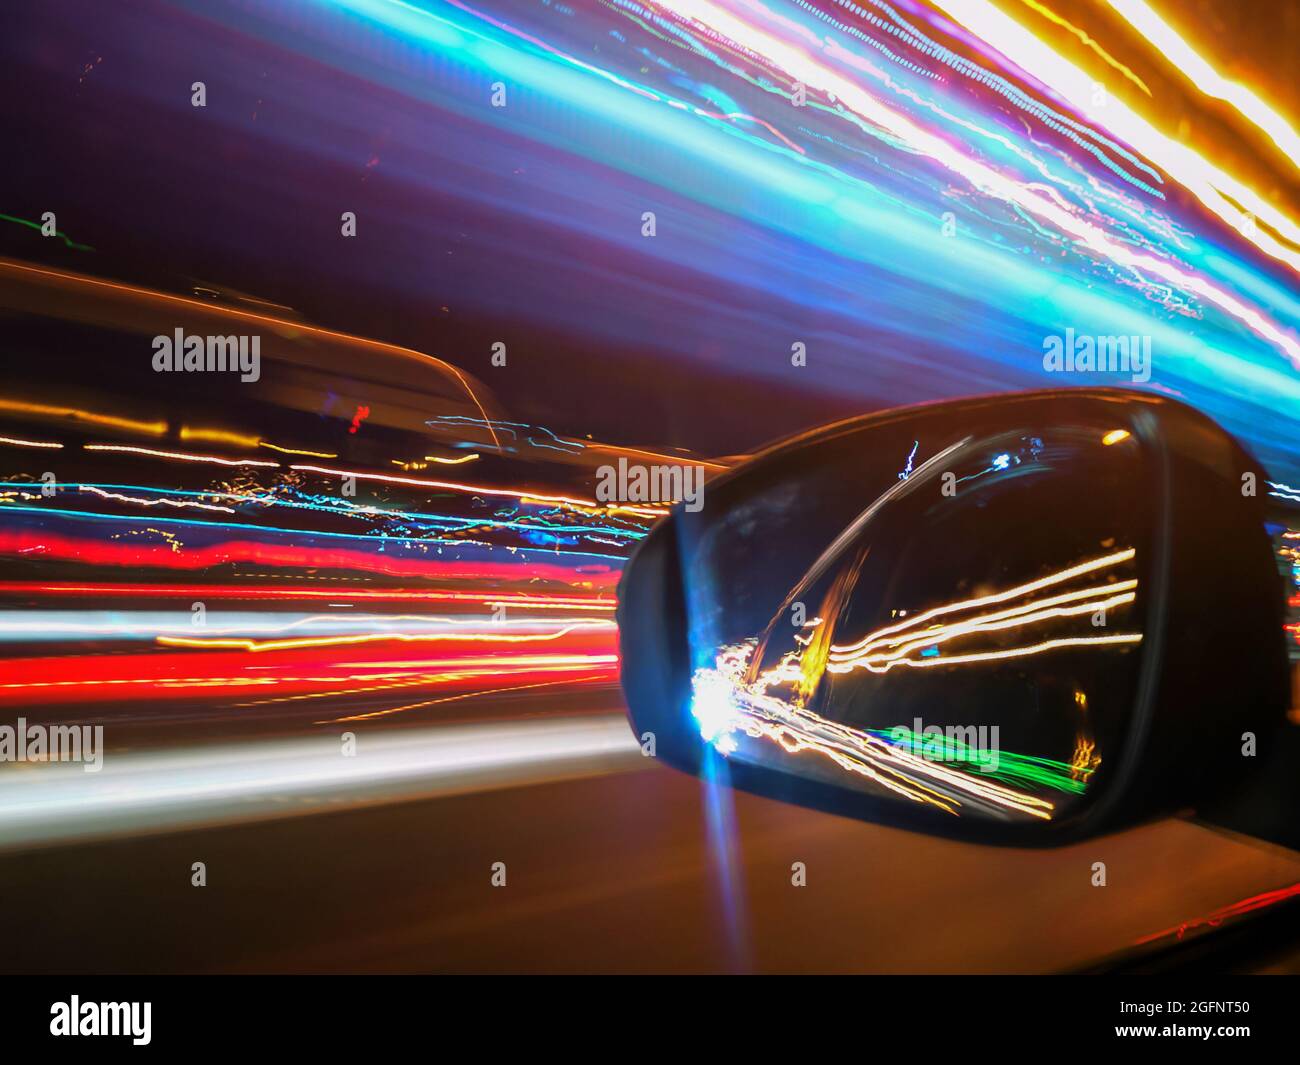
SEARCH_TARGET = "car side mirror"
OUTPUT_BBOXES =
[617,390,1289,846]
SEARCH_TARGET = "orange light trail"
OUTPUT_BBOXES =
[0,396,167,436]
[175,427,338,460]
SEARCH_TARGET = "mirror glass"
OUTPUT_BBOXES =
[681,419,1151,825]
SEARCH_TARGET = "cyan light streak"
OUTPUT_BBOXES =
[0,482,649,548]
[283,0,1300,479]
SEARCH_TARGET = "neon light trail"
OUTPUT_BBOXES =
[2,0,1299,976]
[2,0,1296,760]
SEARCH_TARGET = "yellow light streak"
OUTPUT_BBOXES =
[426,453,479,465]
[258,441,339,458]
[1019,0,1151,95]
[180,425,261,449]
[0,397,166,436]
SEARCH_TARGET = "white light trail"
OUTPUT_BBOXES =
[0,715,643,851]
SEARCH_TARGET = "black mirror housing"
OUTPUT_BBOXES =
[617,389,1289,846]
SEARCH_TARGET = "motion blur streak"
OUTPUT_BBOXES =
[0,646,619,705]
[692,645,1057,818]
[649,0,1300,361]
[0,715,644,852]
[290,0,1300,481]
[1,0,1299,972]
[685,546,1146,817]
[0,258,502,450]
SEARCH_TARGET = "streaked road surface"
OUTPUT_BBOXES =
[3,690,1300,973]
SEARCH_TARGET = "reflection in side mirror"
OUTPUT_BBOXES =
[617,391,1289,845]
